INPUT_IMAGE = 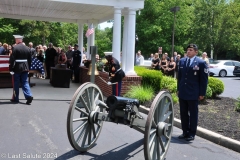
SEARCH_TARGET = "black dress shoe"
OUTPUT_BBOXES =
[178,134,188,139]
[10,99,19,103]
[185,136,195,141]
[26,96,33,105]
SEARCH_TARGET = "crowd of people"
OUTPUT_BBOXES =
[0,41,87,83]
[136,47,210,79]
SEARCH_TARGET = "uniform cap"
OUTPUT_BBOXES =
[13,35,24,39]
[187,44,198,51]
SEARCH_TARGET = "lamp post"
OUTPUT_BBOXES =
[134,34,139,66]
[170,6,180,57]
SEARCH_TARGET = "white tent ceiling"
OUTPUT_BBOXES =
[0,0,145,23]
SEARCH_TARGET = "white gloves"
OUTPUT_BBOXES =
[10,72,14,75]
[107,82,112,85]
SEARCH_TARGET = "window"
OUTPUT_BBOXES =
[224,62,233,66]
[233,62,240,66]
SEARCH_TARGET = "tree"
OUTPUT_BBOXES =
[136,0,194,58]
[191,0,240,60]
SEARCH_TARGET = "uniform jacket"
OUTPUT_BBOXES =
[107,57,125,83]
[72,50,81,67]
[177,56,208,100]
[9,43,31,73]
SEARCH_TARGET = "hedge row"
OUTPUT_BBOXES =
[125,67,225,104]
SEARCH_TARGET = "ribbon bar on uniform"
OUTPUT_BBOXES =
[15,59,27,62]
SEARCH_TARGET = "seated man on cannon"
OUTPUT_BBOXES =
[105,54,125,96]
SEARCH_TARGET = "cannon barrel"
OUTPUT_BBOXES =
[106,96,139,109]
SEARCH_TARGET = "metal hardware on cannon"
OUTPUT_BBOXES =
[106,96,142,126]
[67,82,174,160]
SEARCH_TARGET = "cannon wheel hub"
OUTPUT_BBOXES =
[157,122,168,137]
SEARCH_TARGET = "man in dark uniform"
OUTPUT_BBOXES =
[66,45,73,80]
[71,44,81,83]
[45,43,57,79]
[105,54,125,96]
[177,44,208,141]
[9,35,33,105]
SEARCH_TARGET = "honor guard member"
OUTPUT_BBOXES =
[105,54,125,96]
[9,35,33,105]
[71,44,81,83]
[177,44,208,141]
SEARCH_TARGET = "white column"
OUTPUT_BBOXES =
[124,8,137,76]
[78,24,83,54]
[78,22,84,65]
[112,8,122,62]
[121,10,128,72]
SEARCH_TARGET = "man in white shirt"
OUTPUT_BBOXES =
[135,50,144,66]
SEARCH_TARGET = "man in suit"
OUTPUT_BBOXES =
[9,35,33,105]
[177,44,208,141]
[45,43,57,79]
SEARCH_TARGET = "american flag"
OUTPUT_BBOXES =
[85,24,94,37]
[30,58,45,74]
[0,55,44,74]
[0,55,9,71]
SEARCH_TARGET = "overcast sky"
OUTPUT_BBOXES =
[99,21,113,30]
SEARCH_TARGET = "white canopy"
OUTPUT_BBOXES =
[0,0,144,23]
[0,0,145,75]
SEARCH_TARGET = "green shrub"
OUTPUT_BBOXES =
[160,76,177,93]
[135,66,163,92]
[205,86,213,99]
[235,97,240,112]
[171,93,179,104]
[124,85,154,104]
[208,77,224,98]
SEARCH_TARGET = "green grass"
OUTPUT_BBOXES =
[124,85,154,104]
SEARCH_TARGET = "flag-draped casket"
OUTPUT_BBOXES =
[0,55,44,74]
[0,55,10,71]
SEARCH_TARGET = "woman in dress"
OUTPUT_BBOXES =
[151,53,160,70]
[8,45,12,55]
[160,54,168,74]
[167,57,176,77]
[58,49,67,65]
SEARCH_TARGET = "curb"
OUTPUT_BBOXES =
[174,118,240,153]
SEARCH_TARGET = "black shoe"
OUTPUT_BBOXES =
[26,96,33,105]
[178,134,188,139]
[10,99,19,103]
[185,136,195,141]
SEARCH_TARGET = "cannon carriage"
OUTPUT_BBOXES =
[67,82,174,160]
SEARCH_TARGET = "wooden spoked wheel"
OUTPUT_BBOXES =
[67,82,105,152]
[144,91,174,160]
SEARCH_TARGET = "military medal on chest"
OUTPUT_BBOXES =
[193,65,199,75]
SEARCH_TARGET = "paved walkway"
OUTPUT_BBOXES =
[0,78,239,160]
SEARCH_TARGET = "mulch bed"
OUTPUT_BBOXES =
[143,96,240,141]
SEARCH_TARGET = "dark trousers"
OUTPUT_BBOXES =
[73,66,79,82]
[179,98,199,137]
[13,72,32,101]
[46,62,55,78]
[67,61,73,80]
[112,81,122,96]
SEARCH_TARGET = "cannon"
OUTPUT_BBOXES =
[67,82,174,160]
